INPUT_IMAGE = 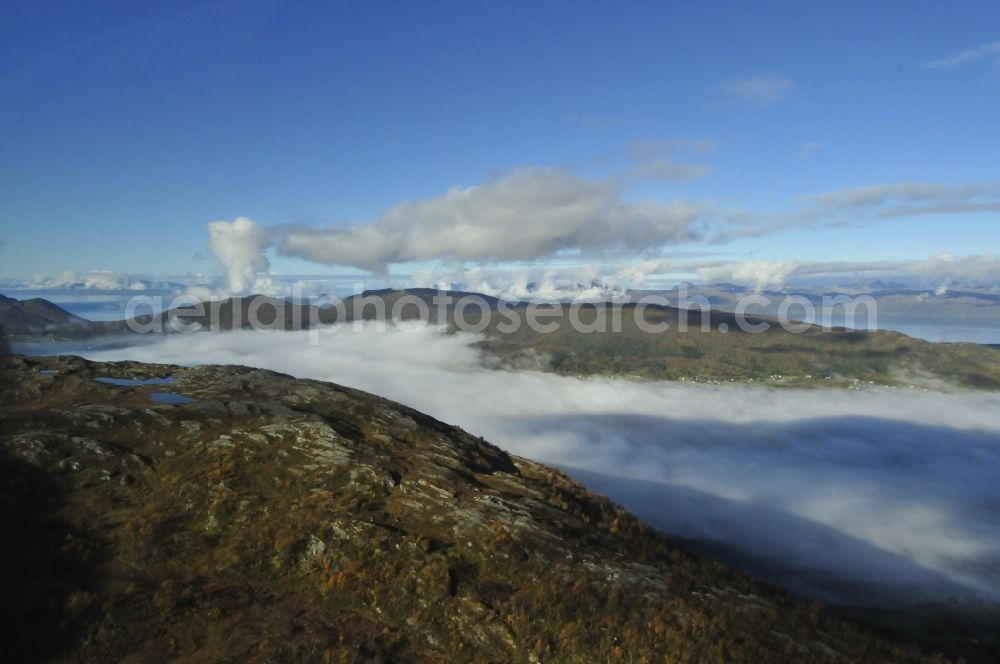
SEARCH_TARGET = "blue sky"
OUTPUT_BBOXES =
[1,0,998,288]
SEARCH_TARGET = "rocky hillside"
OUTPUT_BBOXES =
[0,355,944,663]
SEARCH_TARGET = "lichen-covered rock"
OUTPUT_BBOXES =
[0,355,940,662]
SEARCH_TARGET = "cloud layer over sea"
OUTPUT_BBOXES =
[83,325,1000,609]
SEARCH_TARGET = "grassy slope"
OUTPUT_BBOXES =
[472,303,1000,389]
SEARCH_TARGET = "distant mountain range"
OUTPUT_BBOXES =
[632,283,1000,322]
[3,289,1000,390]
[0,273,191,292]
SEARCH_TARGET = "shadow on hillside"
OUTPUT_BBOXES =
[563,465,976,606]
[0,322,98,661]
[513,409,1000,660]
[521,411,1000,598]
[0,320,10,395]
[564,463,1000,662]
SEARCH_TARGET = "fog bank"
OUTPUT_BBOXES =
[83,325,1000,609]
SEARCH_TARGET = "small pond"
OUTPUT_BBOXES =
[94,376,176,386]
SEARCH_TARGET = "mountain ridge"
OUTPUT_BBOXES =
[4,290,1000,389]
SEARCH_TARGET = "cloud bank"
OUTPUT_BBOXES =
[410,259,678,301]
[697,260,806,292]
[3,271,184,292]
[85,326,1000,610]
[697,253,1000,291]
[277,168,713,272]
[203,173,1000,282]
[410,252,1000,297]
[799,181,1000,221]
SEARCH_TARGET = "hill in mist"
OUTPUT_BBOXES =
[0,294,98,338]
[6,289,999,390]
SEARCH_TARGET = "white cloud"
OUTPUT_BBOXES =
[924,41,1000,69]
[359,252,1000,296]
[193,174,1000,281]
[720,180,1000,239]
[411,265,611,301]
[410,261,673,301]
[715,73,792,106]
[696,254,1000,290]
[207,216,272,294]
[613,259,673,286]
[800,181,1000,217]
[17,252,995,303]
[278,168,713,272]
[698,260,804,291]
[52,271,144,290]
[85,326,1000,608]
[11,271,181,291]
[912,253,1000,287]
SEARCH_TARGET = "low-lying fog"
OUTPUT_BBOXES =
[79,325,1000,611]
